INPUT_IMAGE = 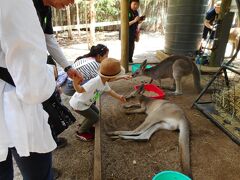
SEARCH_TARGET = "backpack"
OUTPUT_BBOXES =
[0,67,76,137]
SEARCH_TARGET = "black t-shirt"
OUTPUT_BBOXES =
[129,10,139,37]
[32,0,53,34]
[205,8,218,25]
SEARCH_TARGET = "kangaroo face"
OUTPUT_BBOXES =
[125,84,145,100]
[132,60,147,78]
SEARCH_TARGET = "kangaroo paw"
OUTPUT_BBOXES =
[106,131,117,135]
[119,135,149,141]
[123,104,132,109]
[109,135,121,139]
[174,91,183,95]
[165,91,176,96]
[125,111,134,114]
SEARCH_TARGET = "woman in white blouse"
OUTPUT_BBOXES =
[0,0,74,179]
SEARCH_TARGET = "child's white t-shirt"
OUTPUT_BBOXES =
[69,75,111,111]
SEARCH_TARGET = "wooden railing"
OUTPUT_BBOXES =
[53,21,121,32]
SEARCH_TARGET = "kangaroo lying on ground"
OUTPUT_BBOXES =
[132,55,201,95]
[107,84,191,177]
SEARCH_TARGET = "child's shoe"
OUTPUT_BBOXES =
[75,131,94,141]
[77,124,95,134]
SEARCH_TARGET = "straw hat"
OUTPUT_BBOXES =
[98,58,125,78]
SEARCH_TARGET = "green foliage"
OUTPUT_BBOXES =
[95,0,120,22]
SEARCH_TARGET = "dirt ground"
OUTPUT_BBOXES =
[14,31,240,180]
[53,74,240,180]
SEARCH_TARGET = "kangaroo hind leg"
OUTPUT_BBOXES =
[119,121,175,141]
[119,123,163,141]
[174,77,182,95]
[107,130,140,136]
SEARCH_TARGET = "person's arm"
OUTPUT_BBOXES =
[45,34,69,68]
[204,9,216,30]
[107,90,126,103]
[72,76,85,93]
[1,0,56,104]
[129,16,140,26]
[204,19,214,30]
[45,33,83,81]
[109,75,132,82]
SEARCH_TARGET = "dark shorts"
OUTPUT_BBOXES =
[63,79,89,96]
[202,26,215,40]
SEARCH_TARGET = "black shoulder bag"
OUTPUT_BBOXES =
[0,67,76,137]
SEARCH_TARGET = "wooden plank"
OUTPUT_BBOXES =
[94,97,102,180]
[156,50,169,61]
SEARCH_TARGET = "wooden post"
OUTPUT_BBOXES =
[94,96,102,180]
[120,0,129,72]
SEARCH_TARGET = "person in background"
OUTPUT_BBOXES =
[0,0,66,179]
[128,0,145,63]
[63,44,109,96]
[32,0,83,149]
[70,58,127,141]
[200,1,221,51]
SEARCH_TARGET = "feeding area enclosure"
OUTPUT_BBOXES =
[194,60,240,145]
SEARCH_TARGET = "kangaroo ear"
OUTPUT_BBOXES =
[140,59,147,69]
[138,84,145,94]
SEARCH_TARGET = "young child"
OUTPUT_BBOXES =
[69,58,127,141]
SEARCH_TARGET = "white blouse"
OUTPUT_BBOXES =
[0,0,57,161]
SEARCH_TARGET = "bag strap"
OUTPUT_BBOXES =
[0,67,15,86]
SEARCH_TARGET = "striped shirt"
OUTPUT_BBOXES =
[73,57,100,80]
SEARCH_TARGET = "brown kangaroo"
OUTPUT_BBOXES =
[132,55,201,95]
[107,84,191,177]
[228,27,240,57]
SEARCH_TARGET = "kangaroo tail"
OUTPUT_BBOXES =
[179,118,192,178]
[192,61,202,93]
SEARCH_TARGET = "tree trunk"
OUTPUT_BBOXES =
[89,0,96,47]
[52,8,58,37]
[85,1,90,49]
[209,0,232,66]
[76,2,80,36]
[66,6,73,40]
[59,10,63,26]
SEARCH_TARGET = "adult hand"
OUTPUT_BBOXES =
[67,68,83,82]
[43,0,74,9]
[72,73,83,85]
[134,16,140,23]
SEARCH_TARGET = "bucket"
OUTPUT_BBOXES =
[132,64,152,73]
[134,84,165,99]
[152,171,191,180]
